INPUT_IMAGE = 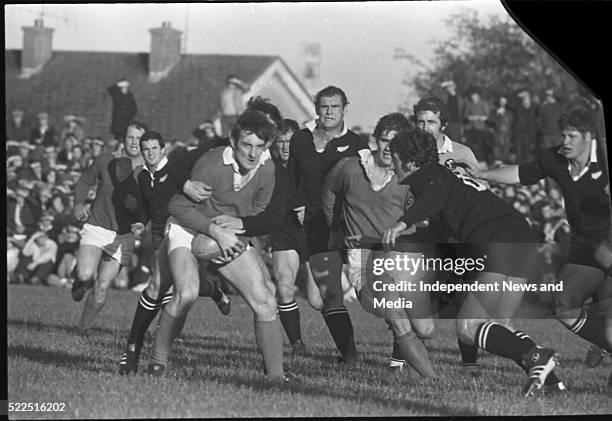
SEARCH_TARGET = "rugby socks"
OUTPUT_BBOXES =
[458,338,478,371]
[475,322,532,363]
[513,330,562,387]
[323,306,357,361]
[151,308,187,366]
[569,308,611,352]
[278,300,302,345]
[79,292,105,330]
[127,291,163,351]
[395,331,436,378]
[161,291,173,307]
[254,318,285,377]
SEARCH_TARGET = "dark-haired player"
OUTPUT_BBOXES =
[386,128,559,396]
[147,110,287,379]
[288,85,369,364]
[118,130,230,375]
[71,121,148,330]
[322,112,437,377]
[459,107,612,390]
[214,118,323,355]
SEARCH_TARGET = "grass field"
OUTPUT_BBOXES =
[7,284,612,419]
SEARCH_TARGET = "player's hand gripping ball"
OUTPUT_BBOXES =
[191,233,248,261]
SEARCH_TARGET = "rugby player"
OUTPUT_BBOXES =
[322,113,436,377]
[459,106,612,390]
[213,118,323,355]
[413,96,555,384]
[288,86,369,364]
[118,130,230,375]
[147,110,288,379]
[386,128,559,396]
[71,121,148,330]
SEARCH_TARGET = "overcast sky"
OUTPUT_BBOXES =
[5,1,510,130]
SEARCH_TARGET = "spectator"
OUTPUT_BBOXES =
[13,231,58,285]
[70,145,87,171]
[537,88,564,149]
[7,186,40,237]
[60,114,86,144]
[440,80,463,143]
[7,109,29,141]
[29,112,57,147]
[108,78,138,140]
[462,86,491,163]
[218,74,249,137]
[7,237,21,283]
[42,146,61,173]
[489,95,514,162]
[57,134,77,165]
[513,90,537,163]
[17,140,34,167]
[192,120,224,150]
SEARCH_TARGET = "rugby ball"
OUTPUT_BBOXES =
[191,233,249,261]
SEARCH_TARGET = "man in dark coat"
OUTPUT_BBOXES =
[108,79,138,140]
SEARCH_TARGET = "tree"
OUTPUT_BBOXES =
[403,10,578,107]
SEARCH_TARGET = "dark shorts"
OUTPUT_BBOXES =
[270,223,307,264]
[464,216,537,278]
[567,233,607,270]
[304,212,332,258]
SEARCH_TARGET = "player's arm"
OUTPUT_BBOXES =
[73,155,103,221]
[286,133,306,223]
[384,168,449,246]
[168,147,212,202]
[456,159,520,185]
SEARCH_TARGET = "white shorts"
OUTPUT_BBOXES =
[79,223,135,266]
[346,248,369,293]
[166,217,196,255]
[165,216,251,260]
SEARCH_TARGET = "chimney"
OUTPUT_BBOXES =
[149,22,182,83]
[20,19,54,78]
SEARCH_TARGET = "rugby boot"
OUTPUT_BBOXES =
[147,362,166,377]
[388,357,405,372]
[584,345,607,368]
[521,346,559,397]
[118,343,139,375]
[71,278,92,302]
[291,339,309,357]
[214,288,232,316]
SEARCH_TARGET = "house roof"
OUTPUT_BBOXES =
[5,49,279,141]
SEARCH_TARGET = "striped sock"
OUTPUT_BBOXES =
[458,338,478,370]
[161,291,173,307]
[475,322,531,363]
[323,306,357,360]
[278,300,301,345]
[569,308,611,352]
[127,290,163,351]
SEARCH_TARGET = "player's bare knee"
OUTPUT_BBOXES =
[413,319,435,339]
[76,266,95,283]
[252,294,278,320]
[457,319,480,345]
[277,280,295,303]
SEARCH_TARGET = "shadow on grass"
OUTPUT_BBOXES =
[167,364,481,416]
[7,343,116,373]
[8,318,117,337]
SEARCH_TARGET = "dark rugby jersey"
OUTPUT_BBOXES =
[518,144,611,237]
[137,157,182,243]
[241,155,295,237]
[398,163,523,241]
[289,127,369,220]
